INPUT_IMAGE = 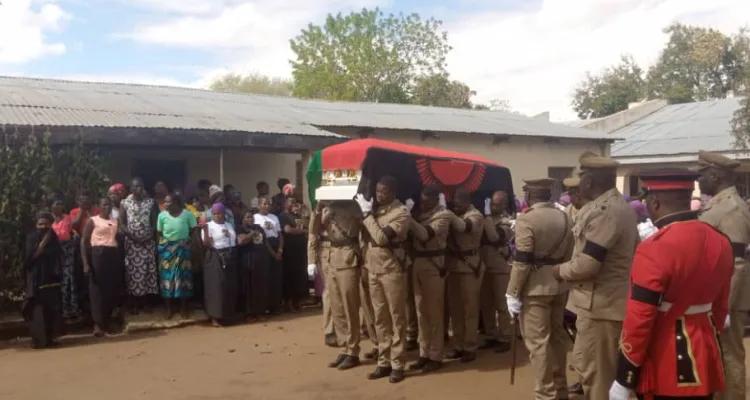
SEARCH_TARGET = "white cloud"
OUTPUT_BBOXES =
[120,0,750,121]
[0,0,71,64]
[445,0,750,121]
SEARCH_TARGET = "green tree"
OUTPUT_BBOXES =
[474,99,515,112]
[289,8,451,104]
[411,73,475,108]
[209,72,293,96]
[571,54,646,119]
[647,23,750,103]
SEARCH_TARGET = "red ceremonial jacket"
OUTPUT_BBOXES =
[615,211,733,398]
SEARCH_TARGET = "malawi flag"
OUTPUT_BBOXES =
[306,150,323,208]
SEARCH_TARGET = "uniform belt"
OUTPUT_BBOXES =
[413,249,445,258]
[731,242,747,258]
[448,249,478,257]
[371,241,406,249]
[321,237,357,248]
[658,301,712,315]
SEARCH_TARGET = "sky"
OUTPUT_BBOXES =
[0,0,748,121]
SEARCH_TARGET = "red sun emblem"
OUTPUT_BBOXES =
[416,158,486,201]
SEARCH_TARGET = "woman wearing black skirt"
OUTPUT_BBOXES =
[280,196,309,312]
[201,203,238,326]
[252,197,283,316]
[81,197,123,336]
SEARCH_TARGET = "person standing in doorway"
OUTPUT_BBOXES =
[120,178,159,314]
[154,181,169,211]
[250,181,270,214]
[272,178,290,215]
[157,193,198,319]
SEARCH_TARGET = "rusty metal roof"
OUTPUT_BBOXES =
[0,76,611,140]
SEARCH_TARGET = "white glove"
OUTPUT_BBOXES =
[506,294,522,317]
[438,193,447,208]
[724,315,731,330]
[484,198,491,216]
[355,193,373,214]
[307,263,317,279]
[405,198,415,212]
[608,381,631,400]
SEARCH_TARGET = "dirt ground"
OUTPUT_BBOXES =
[0,310,748,400]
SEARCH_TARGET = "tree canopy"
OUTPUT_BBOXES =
[209,72,293,96]
[572,23,750,120]
[288,8,483,108]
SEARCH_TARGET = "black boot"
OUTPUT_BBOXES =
[337,356,360,370]
[421,360,442,373]
[405,339,418,351]
[324,333,339,348]
[494,340,511,353]
[328,354,347,368]
[445,349,464,360]
[363,348,378,360]
[367,366,392,380]
[460,351,476,363]
[389,369,405,383]
[408,357,429,371]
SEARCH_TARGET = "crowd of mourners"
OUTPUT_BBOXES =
[22,177,316,343]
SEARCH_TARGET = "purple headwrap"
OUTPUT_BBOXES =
[211,202,225,214]
[630,200,648,219]
[558,194,571,207]
[622,194,631,202]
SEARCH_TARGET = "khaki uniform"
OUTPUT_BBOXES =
[507,202,574,400]
[308,209,335,339]
[316,202,363,356]
[410,205,453,361]
[446,206,485,353]
[362,199,411,370]
[405,241,419,344]
[480,212,513,342]
[700,186,750,400]
[559,188,638,400]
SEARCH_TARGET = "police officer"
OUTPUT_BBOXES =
[308,201,340,348]
[356,176,411,383]
[407,184,454,373]
[696,150,750,400]
[562,177,583,222]
[506,178,574,400]
[478,190,514,353]
[445,188,485,363]
[551,156,638,400]
[315,200,364,371]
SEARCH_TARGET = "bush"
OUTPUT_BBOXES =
[0,127,108,310]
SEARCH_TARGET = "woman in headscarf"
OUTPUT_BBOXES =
[235,211,263,320]
[51,196,80,321]
[202,203,238,326]
[23,211,63,349]
[108,183,126,220]
[280,195,308,312]
[157,192,198,319]
[81,197,123,336]
[205,185,235,228]
[120,177,159,314]
[254,196,283,315]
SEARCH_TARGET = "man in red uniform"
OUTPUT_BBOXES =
[609,169,733,400]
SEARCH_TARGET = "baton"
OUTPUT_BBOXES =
[510,314,519,385]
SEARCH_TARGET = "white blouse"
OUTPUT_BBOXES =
[202,220,236,249]
[254,213,280,238]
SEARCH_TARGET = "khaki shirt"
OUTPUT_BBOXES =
[362,199,410,274]
[481,213,513,274]
[410,205,453,273]
[446,206,484,275]
[314,201,362,271]
[506,202,574,298]
[564,204,580,224]
[699,186,750,310]
[559,188,638,321]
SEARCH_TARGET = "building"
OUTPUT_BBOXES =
[565,98,750,198]
[0,76,613,201]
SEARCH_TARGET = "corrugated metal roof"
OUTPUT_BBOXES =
[611,98,744,158]
[0,76,611,140]
[562,117,604,128]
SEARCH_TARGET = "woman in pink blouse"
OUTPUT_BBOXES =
[51,197,80,321]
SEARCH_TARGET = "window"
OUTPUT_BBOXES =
[628,175,641,197]
[547,167,575,201]
[737,172,750,198]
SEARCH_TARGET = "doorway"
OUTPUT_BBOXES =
[132,159,187,195]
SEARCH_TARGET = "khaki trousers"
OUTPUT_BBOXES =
[406,267,419,342]
[369,270,407,370]
[321,268,335,336]
[520,294,569,400]
[481,272,512,341]
[575,316,622,400]
[414,267,446,361]
[326,268,362,356]
[360,271,378,346]
[718,310,747,400]
[447,270,484,352]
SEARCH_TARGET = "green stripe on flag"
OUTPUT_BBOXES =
[306,150,322,207]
